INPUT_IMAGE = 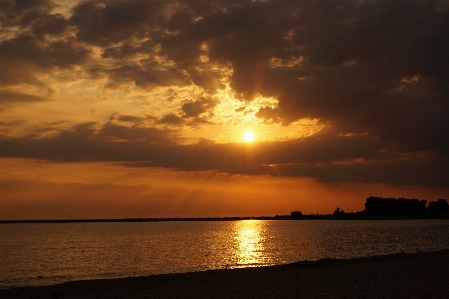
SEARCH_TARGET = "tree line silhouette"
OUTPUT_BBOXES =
[364,197,449,216]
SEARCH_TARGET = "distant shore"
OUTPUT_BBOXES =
[2,249,449,298]
[0,215,319,223]
[1,214,449,223]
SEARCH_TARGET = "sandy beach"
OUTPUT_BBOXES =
[1,249,448,299]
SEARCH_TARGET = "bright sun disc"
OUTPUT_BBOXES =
[243,131,255,142]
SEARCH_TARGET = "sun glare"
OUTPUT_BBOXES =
[243,131,255,142]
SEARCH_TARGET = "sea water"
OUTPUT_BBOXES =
[1,219,449,289]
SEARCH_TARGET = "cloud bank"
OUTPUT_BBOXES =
[1,0,448,188]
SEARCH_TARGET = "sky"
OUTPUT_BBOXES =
[1,0,449,220]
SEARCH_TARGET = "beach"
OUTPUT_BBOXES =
[1,249,448,299]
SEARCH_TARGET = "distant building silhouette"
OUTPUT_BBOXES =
[333,206,345,218]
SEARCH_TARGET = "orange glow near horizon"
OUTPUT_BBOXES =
[1,158,448,220]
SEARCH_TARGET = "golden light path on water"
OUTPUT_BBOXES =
[232,220,267,267]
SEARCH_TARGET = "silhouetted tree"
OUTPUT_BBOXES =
[417,200,427,215]
[397,198,427,215]
[383,197,398,215]
[291,211,303,218]
[428,199,449,215]
[365,197,383,215]
[364,197,428,215]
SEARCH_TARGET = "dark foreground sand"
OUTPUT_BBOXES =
[2,250,449,299]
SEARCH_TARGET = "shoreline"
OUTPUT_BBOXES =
[2,249,449,298]
[2,214,448,223]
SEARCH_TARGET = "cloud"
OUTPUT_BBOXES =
[0,91,47,104]
[98,123,173,142]
[256,106,283,125]
[117,115,142,123]
[101,40,154,59]
[32,13,67,38]
[1,122,448,188]
[0,0,54,27]
[181,96,217,118]
[1,33,89,68]
[157,113,185,126]
[69,0,160,46]
[151,0,449,156]
[1,0,448,190]
[105,63,191,90]
[0,32,89,87]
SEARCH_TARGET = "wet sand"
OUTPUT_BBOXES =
[2,249,449,299]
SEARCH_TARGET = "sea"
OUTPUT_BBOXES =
[1,219,449,289]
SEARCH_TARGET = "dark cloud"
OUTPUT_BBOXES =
[117,115,142,123]
[187,68,226,94]
[0,33,89,68]
[71,122,97,137]
[157,113,185,126]
[181,96,217,118]
[0,91,47,104]
[98,123,172,142]
[0,32,90,87]
[0,0,54,27]
[69,0,160,46]
[101,40,154,59]
[32,13,67,38]
[0,123,448,188]
[105,64,190,90]
[256,106,283,125]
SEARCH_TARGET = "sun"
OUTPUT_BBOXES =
[243,131,255,142]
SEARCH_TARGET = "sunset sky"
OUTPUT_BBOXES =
[1,0,448,219]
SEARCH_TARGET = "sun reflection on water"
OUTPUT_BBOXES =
[233,220,267,267]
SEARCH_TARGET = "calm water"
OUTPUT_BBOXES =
[1,220,449,289]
